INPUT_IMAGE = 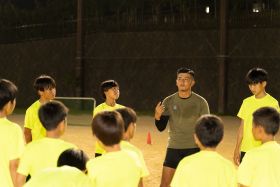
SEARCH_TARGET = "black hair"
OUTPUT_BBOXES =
[100,80,119,99]
[177,67,195,78]
[38,100,68,131]
[253,107,280,136]
[57,148,89,171]
[34,75,56,91]
[246,67,268,85]
[195,114,224,148]
[0,79,17,110]
[91,111,124,146]
[116,107,137,132]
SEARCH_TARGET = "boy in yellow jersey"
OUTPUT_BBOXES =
[0,79,25,187]
[233,68,279,165]
[116,107,149,187]
[171,114,237,187]
[238,107,280,187]
[87,111,142,187]
[25,148,92,187]
[17,101,76,187]
[24,75,56,143]
[93,80,124,157]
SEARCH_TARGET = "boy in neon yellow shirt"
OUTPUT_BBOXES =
[17,101,76,187]
[24,75,56,143]
[234,68,279,165]
[93,80,124,157]
[87,111,142,187]
[25,148,92,187]
[116,107,149,187]
[171,114,237,187]
[0,79,25,187]
[238,107,280,187]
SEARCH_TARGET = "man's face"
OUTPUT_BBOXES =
[176,73,194,92]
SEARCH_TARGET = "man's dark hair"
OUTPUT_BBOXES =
[246,67,268,85]
[195,114,224,148]
[253,107,280,136]
[38,100,68,131]
[100,80,119,99]
[91,111,124,146]
[34,75,56,91]
[57,148,89,171]
[177,67,195,78]
[0,79,17,110]
[116,107,137,132]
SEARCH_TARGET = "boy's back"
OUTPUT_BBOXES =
[121,140,149,178]
[238,141,280,187]
[24,166,92,187]
[87,150,142,187]
[0,118,24,187]
[25,100,46,141]
[238,94,279,151]
[18,137,76,176]
[171,151,237,187]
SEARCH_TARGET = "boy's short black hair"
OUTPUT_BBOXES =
[57,148,89,171]
[91,111,124,146]
[116,107,137,132]
[0,79,17,110]
[177,67,195,78]
[100,80,119,99]
[246,67,268,85]
[38,100,68,131]
[253,107,280,136]
[195,114,224,148]
[34,75,56,91]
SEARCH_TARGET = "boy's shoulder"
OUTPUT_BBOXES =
[0,118,22,133]
[26,100,41,112]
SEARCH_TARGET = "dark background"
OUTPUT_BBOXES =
[1,0,280,115]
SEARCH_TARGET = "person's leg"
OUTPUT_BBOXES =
[160,148,179,187]
[160,166,176,187]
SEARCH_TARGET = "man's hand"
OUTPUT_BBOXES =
[155,101,165,120]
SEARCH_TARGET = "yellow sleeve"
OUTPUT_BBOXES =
[237,100,246,120]
[9,125,25,160]
[24,109,33,129]
[17,147,32,176]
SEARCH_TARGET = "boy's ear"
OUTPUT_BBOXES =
[193,134,200,146]
[262,81,267,87]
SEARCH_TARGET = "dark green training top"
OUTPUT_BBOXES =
[162,92,210,149]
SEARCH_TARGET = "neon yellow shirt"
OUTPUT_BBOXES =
[0,117,25,187]
[121,141,149,177]
[171,151,237,187]
[24,166,92,187]
[17,137,76,176]
[93,102,124,154]
[238,141,280,187]
[87,150,142,187]
[237,94,279,151]
[24,100,46,141]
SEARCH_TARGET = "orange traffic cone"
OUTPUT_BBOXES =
[147,131,152,145]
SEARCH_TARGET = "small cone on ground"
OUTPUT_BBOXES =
[147,131,152,145]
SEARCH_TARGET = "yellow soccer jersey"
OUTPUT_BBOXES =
[24,100,46,141]
[171,151,237,187]
[24,166,92,187]
[0,118,25,187]
[87,150,142,187]
[121,141,149,177]
[238,141,280,187]
[237,94,279,152]
[17,137,76,176]
[93,102,124,154]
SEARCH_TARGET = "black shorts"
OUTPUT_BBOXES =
[163,147,200,169]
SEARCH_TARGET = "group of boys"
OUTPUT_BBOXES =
[1,66,280,187]
[0,75,149,187]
